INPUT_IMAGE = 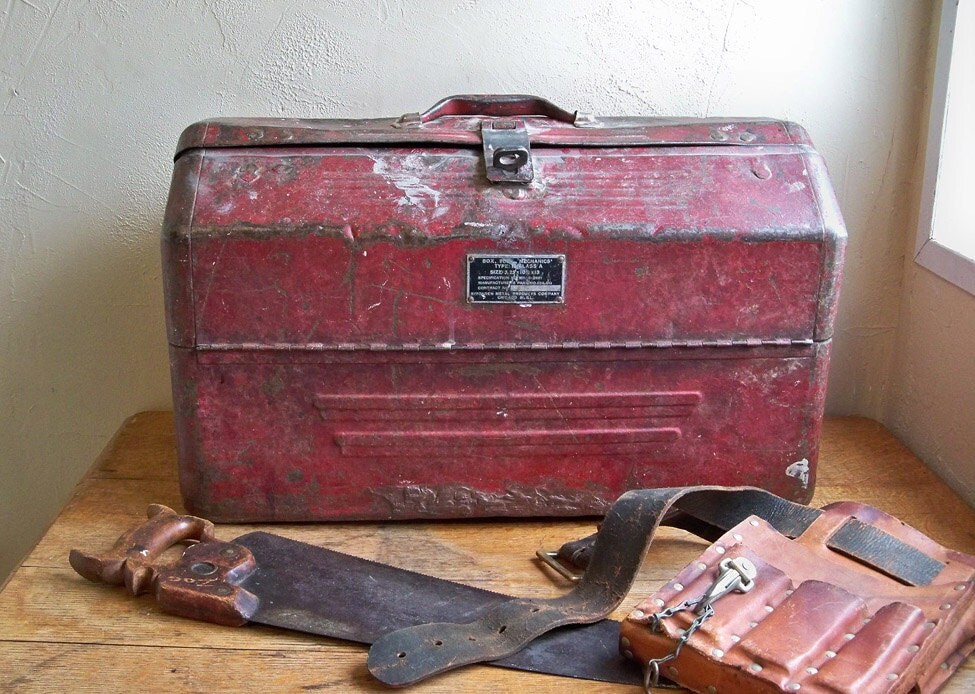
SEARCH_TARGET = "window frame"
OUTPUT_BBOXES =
[914,0,975,296]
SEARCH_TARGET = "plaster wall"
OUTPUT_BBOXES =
[886,269,975,503]
[885,5,975,507]
[0,1,935,582]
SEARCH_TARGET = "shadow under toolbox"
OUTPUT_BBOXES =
[162,94,845,522]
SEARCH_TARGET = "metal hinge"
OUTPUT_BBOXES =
[481,119,533,183]
[197,338,816,352]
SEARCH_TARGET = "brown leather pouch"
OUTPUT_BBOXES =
[621,502,975,693]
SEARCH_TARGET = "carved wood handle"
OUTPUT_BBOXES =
[70,504,259,626]
[68,503,215,595]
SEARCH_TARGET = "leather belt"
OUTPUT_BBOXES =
[367,486,950,686]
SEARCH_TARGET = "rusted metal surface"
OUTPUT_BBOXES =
[174,114,812,155]
[162,95,845,521]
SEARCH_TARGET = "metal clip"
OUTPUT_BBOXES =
[697,557,757,613]
[643,557,758,692]
[535,550,582,583]
[481,120,534,184]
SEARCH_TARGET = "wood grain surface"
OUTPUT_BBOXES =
[1,412,973,692]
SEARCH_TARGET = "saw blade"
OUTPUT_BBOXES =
[234,531,641,685]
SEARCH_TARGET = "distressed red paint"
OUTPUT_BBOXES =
[162,95,845,521]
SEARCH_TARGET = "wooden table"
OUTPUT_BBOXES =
[1,412,974,692]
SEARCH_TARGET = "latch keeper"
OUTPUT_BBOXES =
[481,119,534,183]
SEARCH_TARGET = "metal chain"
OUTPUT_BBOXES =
[642,557,757,693]
[643,598,715,691]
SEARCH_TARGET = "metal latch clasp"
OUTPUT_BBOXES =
[697,556,757,612]
[643,557,757,692]
[481,119,534,183]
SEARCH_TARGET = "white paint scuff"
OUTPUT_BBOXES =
[785,459,811,488]
[371,154,441,210]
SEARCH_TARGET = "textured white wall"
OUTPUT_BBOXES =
[0,1,935,582]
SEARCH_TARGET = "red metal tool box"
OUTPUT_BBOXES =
[162,94,845,522]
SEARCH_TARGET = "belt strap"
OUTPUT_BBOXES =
[368,487,818,686]
[367,486,944,687]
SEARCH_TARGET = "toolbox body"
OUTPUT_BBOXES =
[163,95,845,521]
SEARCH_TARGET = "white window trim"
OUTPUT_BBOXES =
[915,0,975,296]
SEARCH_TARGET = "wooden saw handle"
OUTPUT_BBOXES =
[69,505,259,626]
[68,503,215,595]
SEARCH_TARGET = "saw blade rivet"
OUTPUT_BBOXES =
[191,562,217,575]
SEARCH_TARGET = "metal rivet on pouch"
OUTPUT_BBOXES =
[710,130,729,142]
[749,621,759,628]
[730,635,741,643]
[825,650,837,658]
[941,663,950,670]
[749,520,760,526]
[941,603,952,610]
[764,605,774,612]
[623,650,633,659]
[787,684,800,691]
[785,589,794,596]
[714,545,726,555]
[214,585,232,596]
[739,132,757,143]
[749,663,763,673]
[956,584,967,591]
[887,674,899,681]
[712,648,724,658]
[908,645,920,653]
[806,667,818,675]
[667,666,678,676]
[621,637,631,650]
[925,621,937,629]
[631,610,645,619]
[707,687,717,694]
[673,582,684,591]
[844,633,855,640]
[733,533,743,541]
[697,562,708,570]
[653,598,665,607]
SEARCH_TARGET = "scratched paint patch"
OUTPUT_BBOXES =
[370,155,442,210]
[785,459,810,487]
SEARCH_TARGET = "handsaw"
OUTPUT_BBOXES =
[68,504,642,686]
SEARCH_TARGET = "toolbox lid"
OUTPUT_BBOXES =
[163,95,845,352]
[175,94,813,158]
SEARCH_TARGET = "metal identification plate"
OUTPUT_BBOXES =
[467,254,566,304]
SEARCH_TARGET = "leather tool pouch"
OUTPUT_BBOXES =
[621,502,975,693]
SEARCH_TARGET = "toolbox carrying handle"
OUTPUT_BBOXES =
[398,94,593,127]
